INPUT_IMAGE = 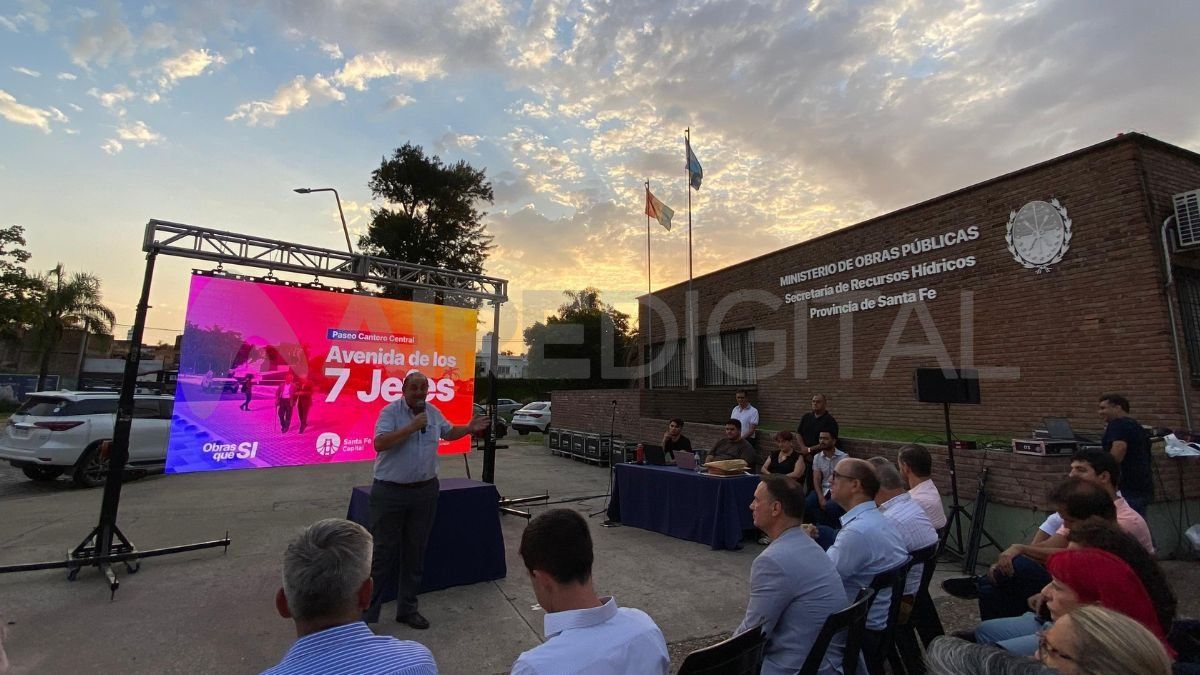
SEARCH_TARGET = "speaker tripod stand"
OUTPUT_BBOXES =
[937,401,1002,572]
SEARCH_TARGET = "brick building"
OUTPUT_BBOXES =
[632,132,1200,437]
[549,133,1200,545]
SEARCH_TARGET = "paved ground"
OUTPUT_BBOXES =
[1,441,1196,674]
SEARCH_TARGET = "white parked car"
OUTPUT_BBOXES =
[0,391,174,487]
[511,401,552,434]
[494,398,524,415]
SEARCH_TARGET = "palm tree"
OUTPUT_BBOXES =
[31,264,116,391]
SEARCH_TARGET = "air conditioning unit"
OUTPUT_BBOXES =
[1176,189,1200,248]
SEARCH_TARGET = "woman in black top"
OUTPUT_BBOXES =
[761,430,806,480]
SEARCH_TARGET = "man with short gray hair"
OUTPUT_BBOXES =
[264,518,437,675]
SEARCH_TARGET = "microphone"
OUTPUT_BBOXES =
[410,400,427,433]
[611,399,618,406]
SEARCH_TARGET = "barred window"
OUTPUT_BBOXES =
[1176,267,1200,379]
[648,340,686,387]
[701,329,757,386]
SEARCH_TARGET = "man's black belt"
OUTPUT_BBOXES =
[374,477,437,489]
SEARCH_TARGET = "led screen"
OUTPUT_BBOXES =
[167,275,477,474]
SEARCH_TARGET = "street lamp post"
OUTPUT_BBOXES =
[293,187,353,254]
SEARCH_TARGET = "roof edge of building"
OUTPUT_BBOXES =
[642,131,1200,301]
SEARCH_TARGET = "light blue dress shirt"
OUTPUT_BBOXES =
[826,501,910,630]
[261,621,437,675]
[372,400,454,484]
[511,596,669,675]
[737,526,848,675]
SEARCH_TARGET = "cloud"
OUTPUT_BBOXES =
[11,66,40,77]
[56,72,77,80]
[156,48,226,90]
[115,119,164,146]
[69,9,135,68]
[332,52,444,91]
[68,102,83,112]
[100,138,123,154]
[0,89,58,133]
[88,84,136,115]
[226,74,346,127]
[434,131,483,154]
[383,94,414,111]
[318,41,343,60]
[2,0,49,32]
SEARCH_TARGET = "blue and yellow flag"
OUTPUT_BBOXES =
[686,137,703,191]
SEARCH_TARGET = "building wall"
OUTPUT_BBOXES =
[641,134,1200,437]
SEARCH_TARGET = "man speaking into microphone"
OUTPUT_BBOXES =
[364,371,489,629]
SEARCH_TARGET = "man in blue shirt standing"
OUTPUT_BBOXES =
[740,475,847,675]
[364,371,489,629]
[823,458,909,675]
[264,518,438,675]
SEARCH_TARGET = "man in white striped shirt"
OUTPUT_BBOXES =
[264,519,437,675]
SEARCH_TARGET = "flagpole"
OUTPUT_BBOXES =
[645,179,653,390]
[685,128,695,391]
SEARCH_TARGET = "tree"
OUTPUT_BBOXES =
[0,225,39,338]
[359,143,494,300]
[523,288,636,383]
[30,264,116,391]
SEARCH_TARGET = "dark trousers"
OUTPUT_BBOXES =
[296,398,311,432]
[892,591,942,674]
[241,390,252,409]
[277,399,294,431]
[977,554,1050,621]
[805,490,846,527]
[365,478,439,621]
[862,628,886,675]
[1124,491,1151,518]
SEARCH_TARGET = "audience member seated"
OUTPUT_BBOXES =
[1037,604,1172,675]
[738,475,848,675]
[1065,521,1177,637]
[805,431,849,527]
[761,431,806,480]
[897,444,947,530]
[709,419,757,469]
[974,547,1174,658]
[263,518,437,675]
[925,636,1056,675]
[869,457,938,597]
[816,458,909,673]
[944,449,1152,621]
[661,417,692,461]
[510,509,669,674]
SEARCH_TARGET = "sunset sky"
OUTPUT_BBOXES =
[2,0,1199,355]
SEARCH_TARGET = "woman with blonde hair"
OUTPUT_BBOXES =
[1037,604,1172,674]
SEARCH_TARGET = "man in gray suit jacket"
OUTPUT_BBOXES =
[738,475,849,675]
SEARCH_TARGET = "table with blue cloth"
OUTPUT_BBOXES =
[605,463,760,550]
[346,477,506,597]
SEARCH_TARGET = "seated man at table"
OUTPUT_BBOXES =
[511,509,669,674]
[661,417,692,461]
[264,518,438,675]
[739,475,848,675]
[709,419,757,469]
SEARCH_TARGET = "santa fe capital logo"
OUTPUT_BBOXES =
[315,433,342,456]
